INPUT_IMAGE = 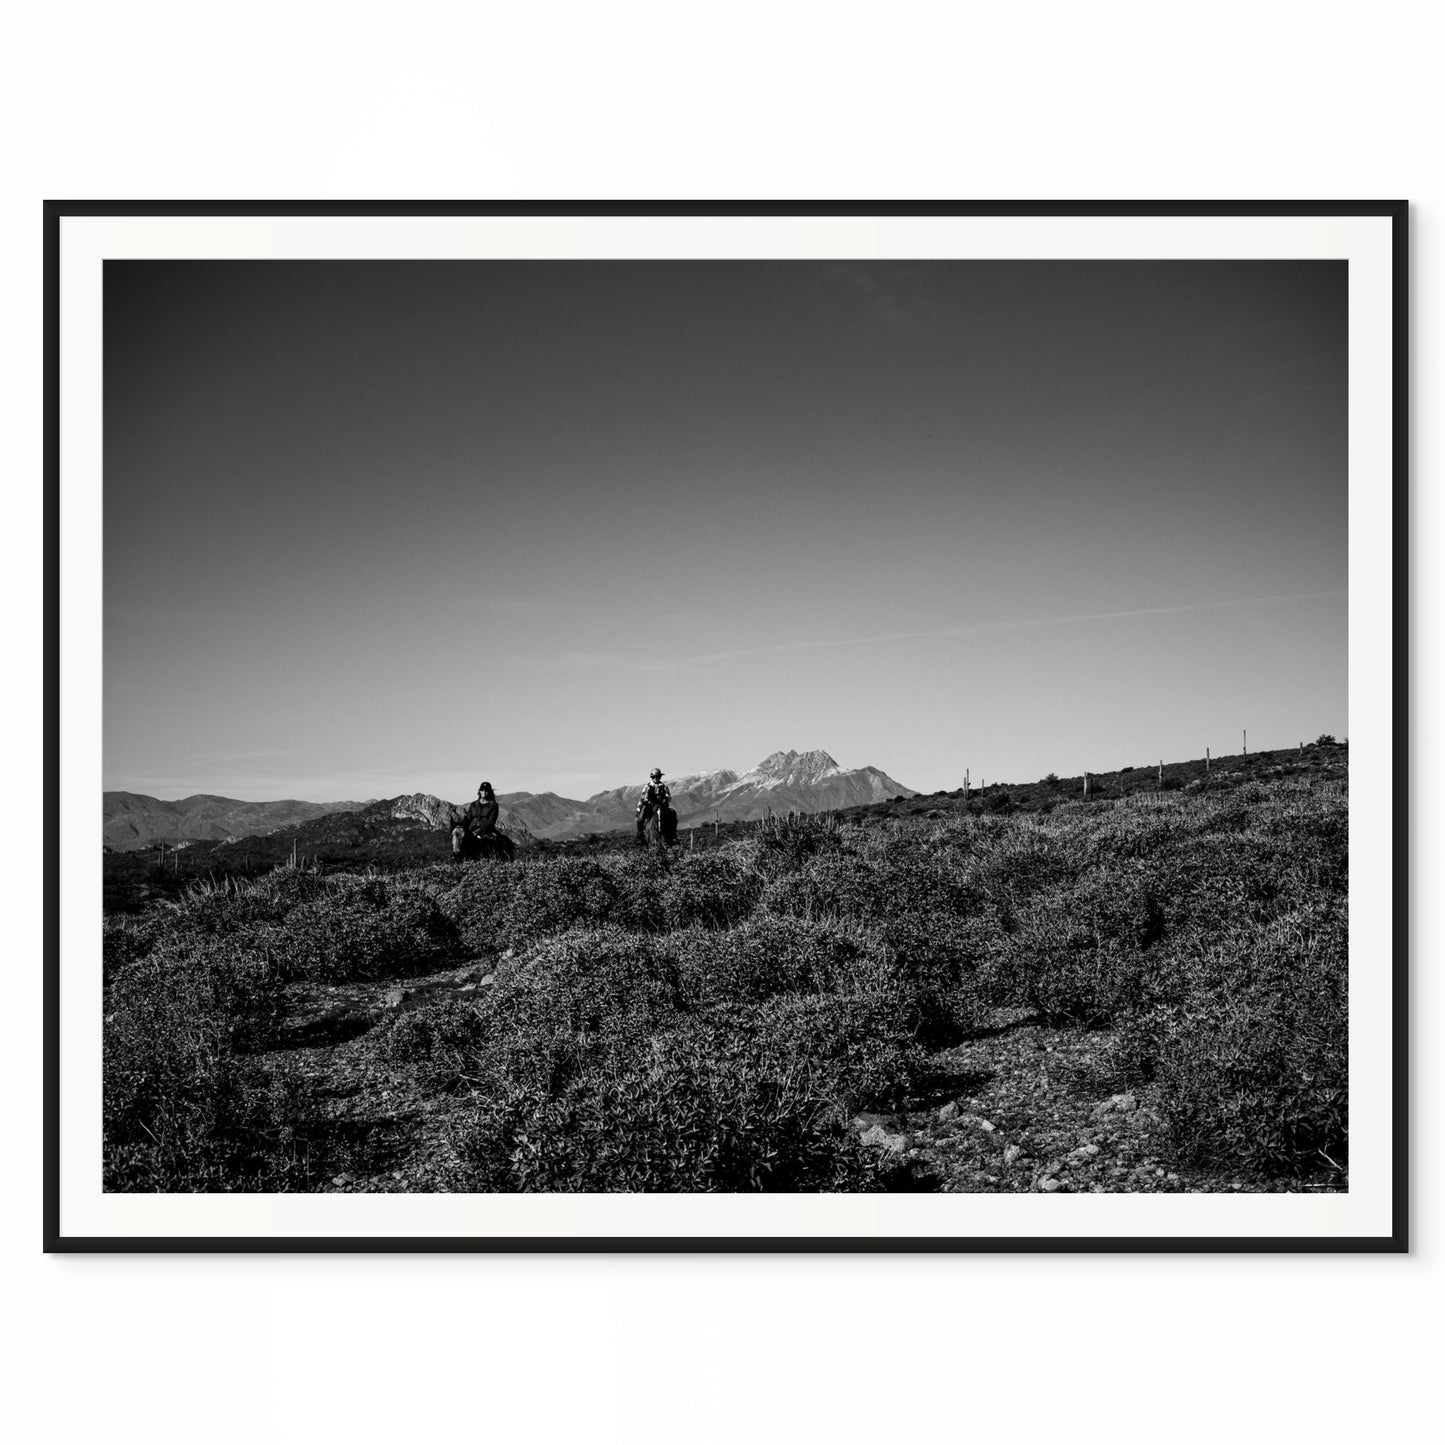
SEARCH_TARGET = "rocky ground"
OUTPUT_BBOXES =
[855,1008,1335,1194]
[258,980,1341,1194]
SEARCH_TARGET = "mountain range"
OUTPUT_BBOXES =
[102,793,374,851]
[499,750,913,839]
[102,750,914,850]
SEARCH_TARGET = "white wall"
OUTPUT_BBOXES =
[3,4,1436,1441]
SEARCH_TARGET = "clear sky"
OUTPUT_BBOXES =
[103,259,1347,802]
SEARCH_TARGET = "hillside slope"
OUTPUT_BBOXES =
[103,792,373,851]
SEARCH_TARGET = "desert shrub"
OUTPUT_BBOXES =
[737,991,922,1111]
[383,915,927,1191]
[1123,904,1348,1177]
[748,818,850,872]
[594,854,668,931]
[1148,823,1345,938]
[876,909,989,1045]
[504,857,625,938]
[761,843,981,931]
[446,992,915,1192]
[996,924,1150,1026]
[373,994,495,1091]
[759,851,888,924]
[374,925,716,1095]
[656,850,764,930]
[438,854,674,952]
[437,866,517,951]
[103,933,312,1190]
[673,909,985,1047]
[102,913,163,985]
[459,929,703,1096]
[958,823,1073,916]
[988,868,1166,1025]
[274,874,460,982]
[674,914,887,1005]
[162,865,333,935]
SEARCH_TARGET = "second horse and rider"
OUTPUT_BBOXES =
[635,767,678,846]
[451,768,678,863]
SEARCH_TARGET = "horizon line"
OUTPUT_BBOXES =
[103,729,1347,806]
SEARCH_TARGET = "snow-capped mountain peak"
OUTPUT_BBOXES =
[749,748,841,782]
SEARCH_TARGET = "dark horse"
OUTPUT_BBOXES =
[451,825,516,863]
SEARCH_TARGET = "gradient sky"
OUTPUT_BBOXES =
[104,260,1347,801]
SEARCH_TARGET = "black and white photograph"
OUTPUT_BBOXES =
[48,205,1404,1248]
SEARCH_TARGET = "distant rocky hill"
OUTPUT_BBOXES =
[103,792,374,852]
[389,793,537,845]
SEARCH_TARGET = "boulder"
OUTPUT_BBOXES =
[859,1124,908,1155]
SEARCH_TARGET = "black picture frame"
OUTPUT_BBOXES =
[45,200,1408,1253]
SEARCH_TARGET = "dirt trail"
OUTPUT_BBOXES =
[260,959,496,1191]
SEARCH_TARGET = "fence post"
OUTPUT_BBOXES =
[1158,759,1163,784]
[1243,729,1247,757]
[1206,747,1210,773]
[1083,771,1090,801]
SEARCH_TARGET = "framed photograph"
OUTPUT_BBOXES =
[46,202,1406,1251]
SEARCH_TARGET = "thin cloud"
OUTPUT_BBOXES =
[635,590,1347,672]
[555,650,635,671]
[821,262,917,330]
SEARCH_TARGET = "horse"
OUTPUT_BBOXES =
[451,825,515,863]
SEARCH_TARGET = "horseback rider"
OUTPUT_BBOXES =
[467,781,500,838]
[453,781,499,861]
[636,767,671,844]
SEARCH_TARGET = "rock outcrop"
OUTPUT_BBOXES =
[390,793,463,830]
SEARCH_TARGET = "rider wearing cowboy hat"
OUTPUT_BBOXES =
[636,767,670,843]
